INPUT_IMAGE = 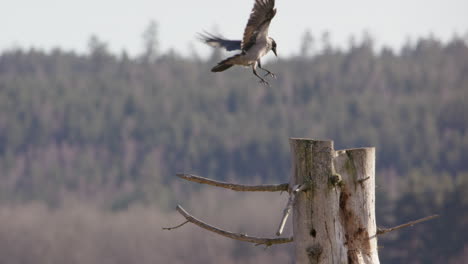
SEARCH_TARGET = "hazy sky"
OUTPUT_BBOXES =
[2,0,467,57]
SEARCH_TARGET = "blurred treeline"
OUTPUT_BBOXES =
[0,27,467,263]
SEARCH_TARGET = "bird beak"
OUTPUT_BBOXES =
[273,48,277,57]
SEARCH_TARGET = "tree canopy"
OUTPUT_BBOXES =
[0,32,467,263]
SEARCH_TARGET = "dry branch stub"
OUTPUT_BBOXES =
[289,138,379,264]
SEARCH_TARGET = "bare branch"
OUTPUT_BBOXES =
[373,214,440,237]
[357,176,370,183]
[176,173,289,192]
[162,220,189,231]
[276,197,294,236]
[175,205,293,246]
[276,184,309,236]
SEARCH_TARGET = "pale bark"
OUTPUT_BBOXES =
[290,138,347,264]
[290,138,380,264]
[334,148,380,264]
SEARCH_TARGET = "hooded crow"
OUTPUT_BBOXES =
[199,0,277,86]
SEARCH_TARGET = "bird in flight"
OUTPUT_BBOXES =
[199,0,277,86]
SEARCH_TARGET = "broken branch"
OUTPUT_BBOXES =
[175,205,293,246]
[374,214,440,237]
[276,184,309,236]
[358,176,370,183]
[176,173,289,192]
[162,220,189,230]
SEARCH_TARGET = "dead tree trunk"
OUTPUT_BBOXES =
[290,138,379,264]
[335,147,380,263]
[166,138,438,263]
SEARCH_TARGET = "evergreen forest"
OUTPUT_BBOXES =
[0,31,467,263]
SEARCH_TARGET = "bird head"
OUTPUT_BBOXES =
[271,38,277,57]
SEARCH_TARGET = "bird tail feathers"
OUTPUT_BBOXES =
[211,63,233,72]
[211,54,241,72]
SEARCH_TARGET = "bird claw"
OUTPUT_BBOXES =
[264,72,277,79]
[259,79,271,87]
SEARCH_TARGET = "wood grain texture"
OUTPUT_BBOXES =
[290,139,380,263]
[290,138,346,264]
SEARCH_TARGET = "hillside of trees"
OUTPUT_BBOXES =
[0,30,467,263]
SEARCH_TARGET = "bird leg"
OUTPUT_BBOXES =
[257,60,276,79]
[252,66,270,87]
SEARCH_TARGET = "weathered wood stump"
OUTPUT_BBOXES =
[168,138,436,263]
[290,138,379,264]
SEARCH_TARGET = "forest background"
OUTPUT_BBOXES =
[0,22,467,263]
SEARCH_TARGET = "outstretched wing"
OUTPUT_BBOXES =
[241,0,276,51]
[198,32,242,51]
